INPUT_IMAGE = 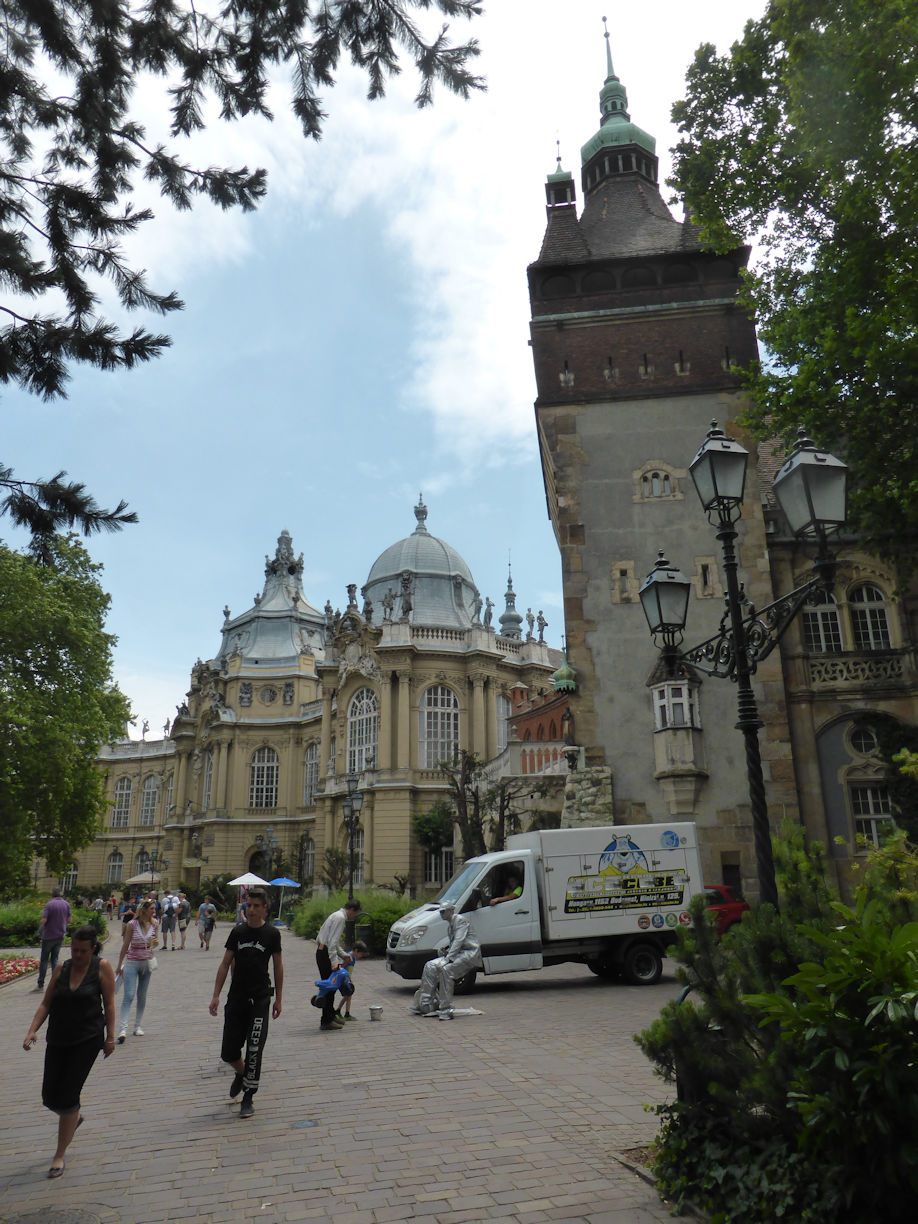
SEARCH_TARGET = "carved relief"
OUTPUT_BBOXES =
[283,681,295,705]
[240,682,253,707]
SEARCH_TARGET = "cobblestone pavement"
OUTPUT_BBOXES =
[1,922,694,1224]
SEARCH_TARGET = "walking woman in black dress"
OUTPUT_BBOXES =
[22,924,116,1177]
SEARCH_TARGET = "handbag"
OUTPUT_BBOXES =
[148,955,159,971]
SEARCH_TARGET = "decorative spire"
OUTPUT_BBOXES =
[413,494,429,534]
[498,563,523,640]
[551,648,578,693]
[603,15,614,78]
[598,17,630,127]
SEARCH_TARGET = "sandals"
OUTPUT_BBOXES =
[47,1162,65,1178]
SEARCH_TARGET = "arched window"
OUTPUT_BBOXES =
[802,590,842,653]
[347,688,378,773]
[201,749,214,810]
[107,851,124,883]
[303,742,319,806]
[328,735,336,776]
[300,836,315,880]
[641,470,672,497]
[249,747,279,809]
[849,584,891,651]
[164,772,174,819]
[111,777,132,829]
[59,863,77,894]
[496,693,512,754]
[139,775,159,827]
[419,685,460,768]
[136,848,151,876]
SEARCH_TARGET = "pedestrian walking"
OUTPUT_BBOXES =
[114,899,158,1041]
[208,888,283,1119]
[177,892,191,949]
[197,896,217,949]
[315,900,361,1031]
[22,924,116,1178]
[36,888,72,992]
[160,889,178,950]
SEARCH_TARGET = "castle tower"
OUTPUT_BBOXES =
[528,26,786,890]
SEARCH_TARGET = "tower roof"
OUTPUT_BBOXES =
[579,20,656,168]
[216,531,326,666]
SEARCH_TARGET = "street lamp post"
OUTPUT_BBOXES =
[138,845,170,895]
[639,424,847,908]
[342,771,364,944]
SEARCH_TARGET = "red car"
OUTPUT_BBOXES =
[704,884,750,936]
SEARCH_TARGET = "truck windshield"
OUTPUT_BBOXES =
[434,860,484,905]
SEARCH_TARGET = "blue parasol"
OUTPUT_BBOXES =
[269,877,300,921]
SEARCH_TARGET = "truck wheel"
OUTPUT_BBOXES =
[588,956,620,981]
[453,969,477,995]
[622,943,662,986]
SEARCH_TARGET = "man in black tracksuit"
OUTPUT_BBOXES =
[209,888,283,1118]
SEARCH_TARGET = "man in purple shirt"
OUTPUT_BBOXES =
[36,887,71,990]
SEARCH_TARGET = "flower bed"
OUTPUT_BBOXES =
[0,955,39,985]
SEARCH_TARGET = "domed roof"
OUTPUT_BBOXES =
[363,498,480,630]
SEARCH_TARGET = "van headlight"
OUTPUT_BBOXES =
[399,925,427,946]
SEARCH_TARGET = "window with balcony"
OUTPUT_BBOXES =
[111,778,131,829]
[249,746,279,809]
[652,682,701,730]
[347,688,378,774]
[849,584,891,652]
[802,590,842,653]
[419,685,460,768]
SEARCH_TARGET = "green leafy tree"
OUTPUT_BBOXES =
[0,535,131,890]
[318,847,349,892]
[435,751,550,857]
[411,799,454,852]
[670,0,918,564]
[1,0,483,398]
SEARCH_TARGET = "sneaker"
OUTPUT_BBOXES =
[239,1091,255,1119]
[133,1027,144,1036]
[320,1021,342,1031]
[229,1072,244,1099]
[117,1030,126,1044]
[343,1013,357,1022]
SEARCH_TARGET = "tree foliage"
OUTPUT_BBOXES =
[637,821,918,1221]
[1,0,484,397]
[436,749,550,859]
[670,0,918,563]
[1,462,136,562]
[0,535,131,891]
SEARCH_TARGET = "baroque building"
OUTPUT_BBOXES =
[75,502,562,894]
[527,32,918,896]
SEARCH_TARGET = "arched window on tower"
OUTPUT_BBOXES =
[419,685,460,768]
[849,584,892,652]
[249,747,279,809]
[347,688,378,773]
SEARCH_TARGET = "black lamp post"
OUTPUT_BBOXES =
[342,772,364,903]
[138,845,169,894]
[640,423,847,908]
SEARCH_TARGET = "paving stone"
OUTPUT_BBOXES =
[0,923,697,1224]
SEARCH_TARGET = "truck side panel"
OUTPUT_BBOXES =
[507,824,700,944]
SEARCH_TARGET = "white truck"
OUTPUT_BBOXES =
[386,822,703,989]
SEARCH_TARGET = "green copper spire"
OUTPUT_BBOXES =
[580,18,656,169]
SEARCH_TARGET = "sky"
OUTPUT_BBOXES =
[2,0,767,739]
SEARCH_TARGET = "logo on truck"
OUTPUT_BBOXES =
[564,832,691,914]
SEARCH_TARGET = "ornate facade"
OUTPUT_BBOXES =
[72,504,562,894]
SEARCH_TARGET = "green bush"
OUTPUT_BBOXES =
[289,890,417,951]
[637,823,918,1222]
[0,901,107,948]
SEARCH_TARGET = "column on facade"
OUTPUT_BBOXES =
[213,740,227,812]
[319,686,333,777]
[378,671,393,771]
[397,671,411,770]
[287,736,300,815]
[471,674,486,757]
[485,681,498,761]
[173,749,189,817]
